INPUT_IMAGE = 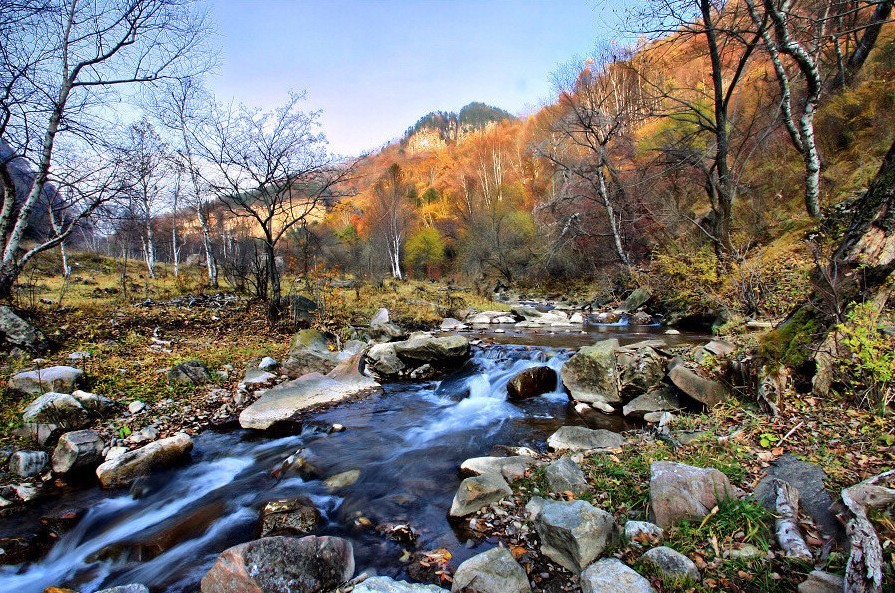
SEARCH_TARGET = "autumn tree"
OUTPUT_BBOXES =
[369,163,412,280]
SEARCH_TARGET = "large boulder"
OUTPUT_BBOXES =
[506,366,557,400]
[259,496,321,537]
[560,339,621,412]
[547,426,622,452]
[200,535,354,593]
[22,392,89,429]
[451,546,530,593]
[52,429,104,474]
[239,355,379,430]
[354,577,448,593]
[580,558,655,593]
[9,366,83,395]
[365,334,470,380]
[96,433,193,488]
[281,329,340,378]
[649,461,737,528]
[667,359,727,408]
[0,306,49,356]
[530,498,618,573]
[544,456,589,495]
[168,360,211,385]
[449,473,512,517]
[622,386,681,418]
[617,347,666,397]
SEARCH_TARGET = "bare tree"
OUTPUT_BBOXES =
[0,0,210,299]
[199,93,353,319]
[371,163,411,280]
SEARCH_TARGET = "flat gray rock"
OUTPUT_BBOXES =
[544,456,589,495]
[450,546,530,593]
[547,426,622,451]
[354,576,448,592]
[449,473,512,517]
[642,546,700,582]
[581,558,655,593]
[10,366,83,395]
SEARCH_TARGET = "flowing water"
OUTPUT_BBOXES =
[0,326,707,593]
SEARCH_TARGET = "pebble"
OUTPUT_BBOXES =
[128,401,146,414]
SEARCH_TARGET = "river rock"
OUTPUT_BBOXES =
[449,473,512,517]
[580,558,656,593]
[649,461,737,528]
[451,546,530,593]
[0,306,49,355]
[95,586,150,593]
[96,433,193,488]
[52,430,104,473]
[9,366,83,395]
[560,339,620,411]
[460,455,539,481]
[282,329,340,377]
[22,392,89,429]
[324,469,361,490]
[239,355,379,430]
[440,318,467,331]
[617,347,666,397]
[393,333,469,363]
[9,450,47,477]
[642,546,700,582]
[366,342,404,376]
[667,358,727,407]
[168,360,211,385]
[797,571,845,593]
[531,498,618,573]
[621,288,651,313]
[622,386,681,418]
[544,456,588,495]
[370,308,407,341]
[354,577,447,593]
[200,535,354,593]
[506,366,557,399]
[547,426,623,452]
[259,496,321,537]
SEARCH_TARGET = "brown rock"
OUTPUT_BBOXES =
[667,358,727,407]
[506,366,557,400]
[649,461,737,528]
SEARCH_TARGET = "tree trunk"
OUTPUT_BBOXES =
[265,240,280,321]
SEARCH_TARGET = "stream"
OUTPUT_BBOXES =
[0,325,707,593]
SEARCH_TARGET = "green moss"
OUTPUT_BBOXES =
[760,307,820,366]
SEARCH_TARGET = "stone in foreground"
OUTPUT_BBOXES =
[532,499,618,573]
[52,429,104,474]
[96,433,193,488]
[200,535,354,593]
[354,576,448,592]
[239,355,379,430]
[580,558,656,593]
[547,426,622,451]
[544,456,589,495]
[450,546,531,593]
[449,473,512,517]
[10,367,84,396]
[649,461,737,528]
[642,546,700,582]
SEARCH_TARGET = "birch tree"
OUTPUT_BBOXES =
[0,0,210,299]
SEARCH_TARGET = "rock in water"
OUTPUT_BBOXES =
[354,576,448,592]
[649,461,737,528]
[9,367,83,395]
[95,586,150,593]
[259,497,321,537]
[96,433,193,488]
[459,456,540,481]
[168,360,211,385]
[393,333,469,363]
[22,392,89,429]
[531,499,618,573]
[506,366,557,400]
[239,355,379,430]
[281,329,340,377]
[52,430,104,474]
[580,558,656,593]
[0,306,49,355]
[451,546,531,593]
[547,426,622,451]
[560,339,621,411]
[641,546,700,582]
[200,535,354,593]
[440,318,467,331]
[544,456,589,495]
[449,474,512,517]
[667,358,727,407]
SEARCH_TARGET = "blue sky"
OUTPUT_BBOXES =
[207,0,628,156]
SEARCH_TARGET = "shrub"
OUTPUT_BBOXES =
[834,302,895,415]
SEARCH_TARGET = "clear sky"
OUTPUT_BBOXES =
[206,0,629,156]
